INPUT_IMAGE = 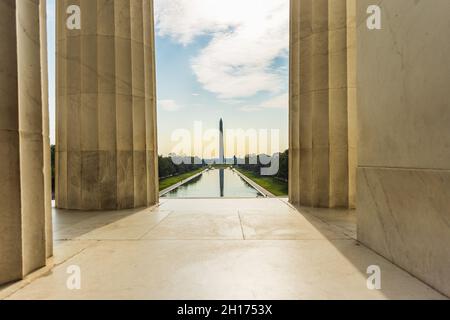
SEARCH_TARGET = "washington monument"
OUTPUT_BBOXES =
[219,118,225,164]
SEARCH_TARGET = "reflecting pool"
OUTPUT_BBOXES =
[162,168,263,198]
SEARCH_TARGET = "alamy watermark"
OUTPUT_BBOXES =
[66,5,81,30]
[65,4,382,31]
[367,5,382,30]
[367,265,382,290]
[66,265,81,290]
[170,121,280,176]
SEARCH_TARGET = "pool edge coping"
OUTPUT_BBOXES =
[232,168,275,198]
[159,169,209,197]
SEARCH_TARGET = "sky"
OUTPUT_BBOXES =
[47,0,289,157]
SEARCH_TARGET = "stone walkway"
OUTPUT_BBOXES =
[0,199,445,300]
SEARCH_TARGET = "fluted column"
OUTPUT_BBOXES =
[0,0,51,285]
[40,0,53,260]
[56,0,159,210]
[289,0,356,208]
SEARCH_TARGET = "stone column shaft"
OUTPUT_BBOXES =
[40,0,53,260]
[289,0,356,208]
[0,0,51,285]
[56,0,159,210]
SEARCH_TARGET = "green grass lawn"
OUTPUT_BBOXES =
[159,168,205,192]
[236,169,288,197]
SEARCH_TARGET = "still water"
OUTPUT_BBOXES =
[162,168,264,198]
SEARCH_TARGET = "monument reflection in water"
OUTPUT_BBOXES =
[162,168,263,198]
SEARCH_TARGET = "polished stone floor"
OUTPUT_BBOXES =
[0,199,446,300]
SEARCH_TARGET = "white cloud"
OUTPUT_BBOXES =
[240,106,263,113]
[159,99,183,112]
[259,92,288,109]
[222,99,245,105]
[240,93,288,112]
[154,0,289,99]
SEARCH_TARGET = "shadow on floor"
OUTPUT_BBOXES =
[52,206,156,240]
[288,202,447,299]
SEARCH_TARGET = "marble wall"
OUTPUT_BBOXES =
[357,0,450,297]
[289,0,357,208]
[56,0,159,210]
[0,0,52,285]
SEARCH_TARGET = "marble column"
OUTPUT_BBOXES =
[0,0,52,285]
[289,0,356,208]
[40,0,53,260]
[357,0,450,297]
[56,0,159,210]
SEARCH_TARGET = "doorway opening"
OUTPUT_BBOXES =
[154,0,290,199]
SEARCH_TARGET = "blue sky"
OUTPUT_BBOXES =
[47,0,289,157]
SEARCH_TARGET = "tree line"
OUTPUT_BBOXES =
[236,150,288,181]
[158,155,206,179]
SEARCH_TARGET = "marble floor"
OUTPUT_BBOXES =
[0,198,446,300]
